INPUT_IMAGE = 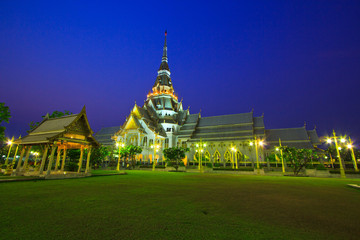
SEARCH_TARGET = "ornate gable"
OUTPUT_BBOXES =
[132,104,142,119]
[66,115,90,135]
[124,114,144,131]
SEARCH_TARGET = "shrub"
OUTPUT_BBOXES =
[139,165,151,168]
[329,169,360,174]
[179,162,185,167]
[316,164,327,170]
[65,161,78,171]
[206,163,213,168]
[239,167,254,171]
[186,165,198,169]
[306,164,315,169]
[214,163,221,167]
[213,167,254,171]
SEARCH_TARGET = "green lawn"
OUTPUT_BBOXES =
[0,171,359,240]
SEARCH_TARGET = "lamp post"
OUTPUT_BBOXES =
[276,138,285,173]
[250,136,264,173]
[151,134,160,171]
[326,130,346,178]
[346,137,359,172]
[195,139,206,171]
[116,142,125,171]
[4,137,14,165]
[32,152,39,168]
[231,146,238,169]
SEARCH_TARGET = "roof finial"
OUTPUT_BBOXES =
[162,30,167,62]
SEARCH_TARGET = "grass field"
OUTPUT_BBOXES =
[0,171,359,240]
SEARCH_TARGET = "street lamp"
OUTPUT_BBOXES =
[250,136,265,173]
[276,139,286,173]
[346,137,359,172]
[116,142,125,171]
[195,139,206,171]
[32,152,39,168]
[325,130,346,178]
[4,137,14,165]
[230,146,238,169]
[151,137,160,171]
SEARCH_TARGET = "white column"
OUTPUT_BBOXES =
[77,147,84,173]
[61,147,67,171]
[15,147,26,175]
[46,145,57,176]
[22,146,32,172]
[54,148,61,171]
[85,146,92,174]
[39,145,49,174]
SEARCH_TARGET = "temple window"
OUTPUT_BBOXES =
[143,137,148,146]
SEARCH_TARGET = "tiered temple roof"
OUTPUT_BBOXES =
[15,106,98,148]
[94,126,120,146]
[265,127,318,149]
[98,31,321,151]
[177,111,266,142]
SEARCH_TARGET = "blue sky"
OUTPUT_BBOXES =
[1,0,360,142]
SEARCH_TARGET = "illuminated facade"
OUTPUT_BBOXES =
[109,32,320,166]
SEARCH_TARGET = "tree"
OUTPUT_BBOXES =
[119,147,130,169]
[0,103,11,143]
[29,110,73,131]
[126,145,142,169]
[282,146,318,176]
[325,145,360,167]
[65,149,81,171]
[163,147,189,171]
[90,145,110,169]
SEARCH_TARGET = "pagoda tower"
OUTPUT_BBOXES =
[114,31,187,155]
[143,31,185,146]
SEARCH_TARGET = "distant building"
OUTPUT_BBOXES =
[94,126,120,146]
[99,32,320,166]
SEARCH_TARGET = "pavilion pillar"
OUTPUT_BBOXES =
[77,147,84,173]
[85,146,92,174]
[39,145,49,175]
[138,133,140,146]
[46,145,57,176]
[61,147,67,171]
[15,147,26,175]
[22,146,32,172]
[54,148,61,171]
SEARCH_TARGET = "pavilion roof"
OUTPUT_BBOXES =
[14,106,99,147]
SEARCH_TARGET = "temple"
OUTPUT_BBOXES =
[12,106,99,177]
[97,31,320,167]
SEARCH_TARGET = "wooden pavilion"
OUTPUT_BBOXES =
[12,106,99,177]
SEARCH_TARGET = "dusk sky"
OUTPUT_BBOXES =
[1,1,360,143]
